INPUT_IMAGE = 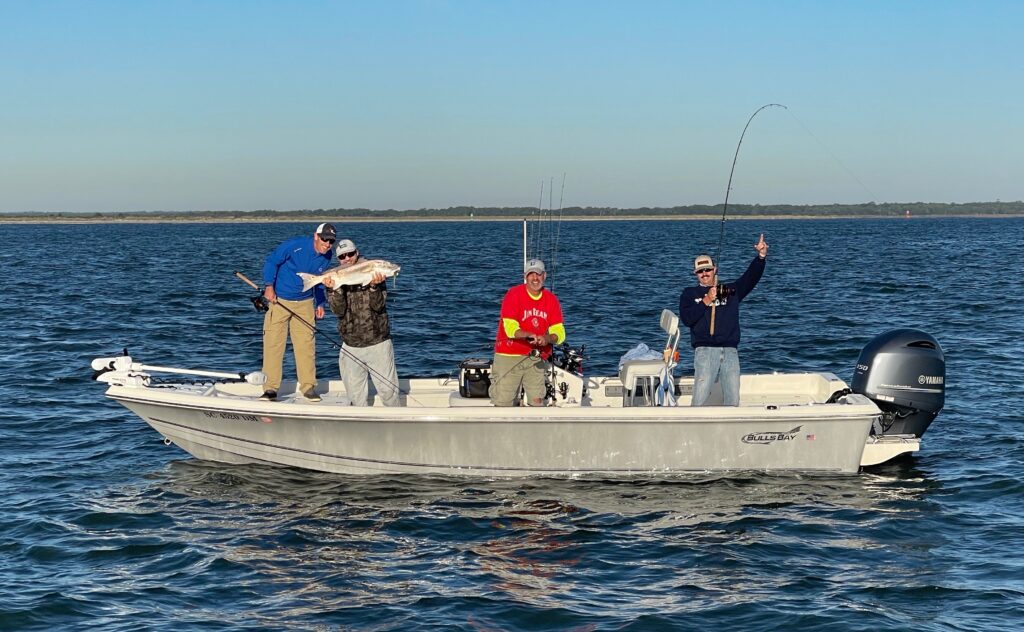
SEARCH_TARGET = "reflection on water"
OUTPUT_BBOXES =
[71,459,942,622]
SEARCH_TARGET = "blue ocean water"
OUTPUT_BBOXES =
[1,217,1022,631]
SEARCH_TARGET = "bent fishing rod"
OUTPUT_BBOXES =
[709,103,786,335]
[234,271,418,404]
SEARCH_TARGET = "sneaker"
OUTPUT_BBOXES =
[259,390,277,401]
[302,389,321,402]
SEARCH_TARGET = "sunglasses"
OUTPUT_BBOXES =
[320,237,335,245]
[338,251,357,259]
[695,268,714,275]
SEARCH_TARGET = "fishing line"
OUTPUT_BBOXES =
[784,110,880,202]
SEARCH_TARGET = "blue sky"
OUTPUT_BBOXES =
[2,1,1021,212]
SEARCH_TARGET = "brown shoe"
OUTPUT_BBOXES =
[302,389,321,402]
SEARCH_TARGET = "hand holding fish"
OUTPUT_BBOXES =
[298,259,401,292]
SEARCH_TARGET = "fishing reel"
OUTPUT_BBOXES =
[550,343,585,376]
[715,284,735,299]
[250,295,269,313]
[544,343,587,405]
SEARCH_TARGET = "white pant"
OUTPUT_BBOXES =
[339,339,401,407]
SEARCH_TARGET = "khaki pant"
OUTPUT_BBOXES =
[489,353,547,406]
[262,298,317,393]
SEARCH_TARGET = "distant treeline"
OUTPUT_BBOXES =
[7,201,1024,220]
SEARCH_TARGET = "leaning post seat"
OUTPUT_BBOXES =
[618,310,681,407]
[619,360,669,406]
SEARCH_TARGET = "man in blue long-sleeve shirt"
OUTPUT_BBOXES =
[260,223,336,401]
[679,233,768,406]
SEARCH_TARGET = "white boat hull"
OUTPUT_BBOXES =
[109,379,883,476]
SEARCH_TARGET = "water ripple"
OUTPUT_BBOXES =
[1,218,1023,630]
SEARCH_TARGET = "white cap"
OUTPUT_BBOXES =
[335,239,357,257]
[525,258,546,275]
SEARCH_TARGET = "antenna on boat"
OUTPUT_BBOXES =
[710,103,786,335]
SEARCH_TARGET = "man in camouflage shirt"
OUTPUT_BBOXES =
[323,239,401,407]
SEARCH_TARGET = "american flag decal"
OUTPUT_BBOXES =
[806,434,815,441]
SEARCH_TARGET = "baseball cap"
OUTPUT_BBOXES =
[525,258,546,275]
[335,239,357,257]
[315,223,337,241]
[693,254,715,273]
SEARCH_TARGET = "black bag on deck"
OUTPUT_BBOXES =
[458,359,492,398]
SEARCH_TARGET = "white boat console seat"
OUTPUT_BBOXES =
[619,359,668,391]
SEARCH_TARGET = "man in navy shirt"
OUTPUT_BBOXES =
[679,234,768,406]
[260,223,336,402]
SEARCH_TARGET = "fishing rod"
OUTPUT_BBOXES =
[533,179,545,261]
[234,271,420,404]
[548,175,554,269]
[551,173,566,291]
[235,271,343,348]
[714,103,786,268]
[524,174,567,290]
[709,103,786,335]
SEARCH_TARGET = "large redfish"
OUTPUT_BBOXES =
[297,259,401,291]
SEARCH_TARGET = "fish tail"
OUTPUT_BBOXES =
[297,272,319,292]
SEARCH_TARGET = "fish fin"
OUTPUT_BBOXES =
[297,272,317,292]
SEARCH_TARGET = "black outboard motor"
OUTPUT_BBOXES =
[852,329,945,437]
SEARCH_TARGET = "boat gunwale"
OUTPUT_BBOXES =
[107,388,881,425]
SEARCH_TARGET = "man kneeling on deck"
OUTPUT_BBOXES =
[490,258,566,407]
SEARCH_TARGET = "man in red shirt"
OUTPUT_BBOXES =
[489,258,566,406]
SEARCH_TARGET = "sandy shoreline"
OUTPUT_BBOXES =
[3,213,1021,225]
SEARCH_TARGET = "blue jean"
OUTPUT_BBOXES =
[691,346,740,406]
